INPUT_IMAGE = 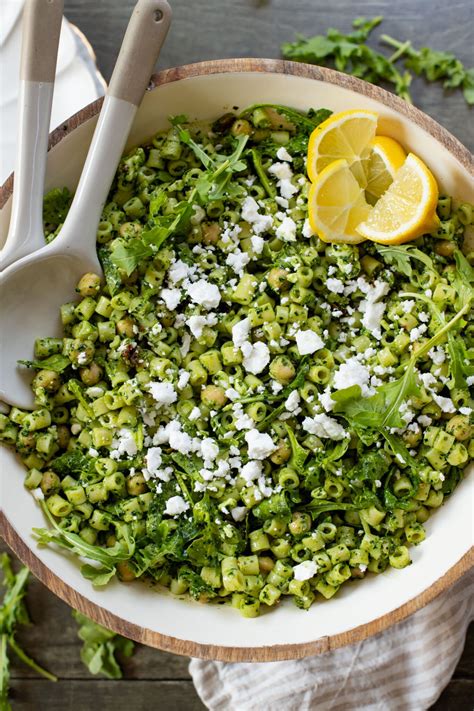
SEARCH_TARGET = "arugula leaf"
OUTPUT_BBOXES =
[34,502,134,582]
[170,122,215,169]
[381,35,474,105]
[80,565,117,587]
[383,468,420,511]
[447,333,474,389]
[241,103,331,131]
[67,380,94,419]
[285,424,309,472]
[282,17,473,105]
[381,432,419,471]
[72,611,134,679]
[18,354,70,373]
[109,239,154,277]
[42,187,72,226]
[177,567,217,600]
[98,246,123,296]
[282,17,412,102]
[1,554,57,708]
[49,450,94,477]
[252,492,291,522]
[307,501,358,517]
[375,244,434,276]
[251,147,276,198]
[349,450,391,484]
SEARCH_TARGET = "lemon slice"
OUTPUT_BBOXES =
[308,158,370,244]
[307,109,378,186]
[356,153,440,244]
[365,136,407,204]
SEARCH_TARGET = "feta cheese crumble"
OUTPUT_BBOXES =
[232,317,251,348]
[241,196,273,234]
[242,341,270,375]
[333,358,372,397]
[245,430,277,460]
[293,560,318,581]
[302,414,347,440]
[148,381,177,406]
[186,279,221,309]
[164,496,189,516]
[295,329,324,355]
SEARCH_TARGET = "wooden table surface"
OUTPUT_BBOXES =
[3,0,474,708]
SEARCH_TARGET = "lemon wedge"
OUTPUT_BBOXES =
[365,135,407,204]
[356,153,440,244]
[308,158,370,244]
[307,109,378,186]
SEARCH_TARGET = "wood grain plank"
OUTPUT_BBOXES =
[8,680,205,711]
[63,0,474,150]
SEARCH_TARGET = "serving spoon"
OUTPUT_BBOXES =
[0,0,63,269]
[0,0,172,410]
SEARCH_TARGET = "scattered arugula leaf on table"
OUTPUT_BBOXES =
[1,554,57,710]
[281,16,473,104]
[72,611,134,679]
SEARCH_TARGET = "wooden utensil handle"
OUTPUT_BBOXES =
[21,0,64,82]
[108,0,172,106]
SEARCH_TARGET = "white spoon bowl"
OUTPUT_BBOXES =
[0,59,473,661]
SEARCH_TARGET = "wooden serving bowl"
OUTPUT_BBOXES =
[1,59,473,662]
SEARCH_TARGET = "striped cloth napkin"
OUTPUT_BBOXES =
[189,569,473,711]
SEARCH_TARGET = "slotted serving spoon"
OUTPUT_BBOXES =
[0,0,171,410]
[0,0,63,269]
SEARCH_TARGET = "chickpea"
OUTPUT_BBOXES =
[270,439,291,465]
[267,267,290,291]
[231,118,252,136]
[70,341,95,367]
[17,430,36,452]
[76,272,101,297]
[202,222,221,245]
[201,385,228,408]
[32,369,61,393]
[80,362,103,386]
[402,428,422,447]
[269,355,296,384]
[122,269,138,286]
[258,556,275,574]
[127,473,148,496]
[116,560,136,582]
[106,534,117,547]
[119,222,142,239]
[116,317,135,338]
[157,309,175,328]
[434,240,455,257]
[57,425,70,450]
[446,415,472,441]
[40,470,60,496]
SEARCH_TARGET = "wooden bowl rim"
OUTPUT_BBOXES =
[1,58,473,662]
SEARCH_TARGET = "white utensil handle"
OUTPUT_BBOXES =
[58,0,171,255]
[0,0,63,271]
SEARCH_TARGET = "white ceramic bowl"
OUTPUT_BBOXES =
[1,59,473,662]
